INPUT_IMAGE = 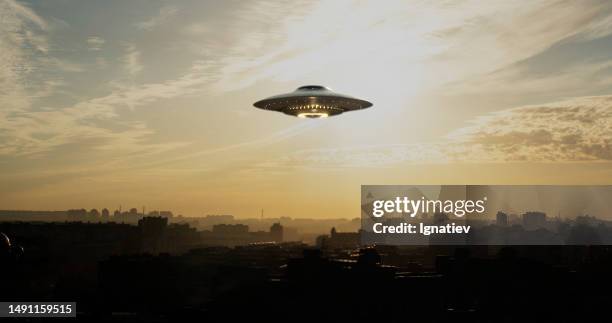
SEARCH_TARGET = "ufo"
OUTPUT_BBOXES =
[253,85,373,118]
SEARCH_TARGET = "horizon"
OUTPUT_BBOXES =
[0,208,361,220]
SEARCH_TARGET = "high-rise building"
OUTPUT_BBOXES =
[523,211,546,230]
[270,223,283,242]
[496,211,508,226]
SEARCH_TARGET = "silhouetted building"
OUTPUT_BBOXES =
[159,211,173,218]
[212,224,249,234]
[204,214,235,225]
[67,208,87,221]
[496,211,508,226]
[270,222,283,242]
[523,211,546,230]
[138,216,168,254]
[101,208,110,221]
[317,227,360,250]
[199,223,286,247]
[6,215,612,322]
[0,210,68,222]
[111,207,145,224]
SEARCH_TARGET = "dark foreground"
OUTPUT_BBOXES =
[2,225,612,323]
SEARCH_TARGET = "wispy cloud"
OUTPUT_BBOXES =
[123,44,142,76]
[4,0,612,160]
[444,57,612,99]
[86,36,105,51]
[135,5,178,31]
[0,57,217,156]
[0,1,225,158]
[448,95,612,162]
[182,22,208,35]
[0,0,48,113]
[260,95,612,169]
[209,0,612,99]
[3,0,46,29]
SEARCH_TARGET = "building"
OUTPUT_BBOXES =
[200,223,285,247]
[138,216,168,254]
[101,208,110,220]
[523,211,546,230]
[212,224,249,234]
[270,222,283,243]
[317,227,360,250]
[204,215,235,225]
[496,211,508,227]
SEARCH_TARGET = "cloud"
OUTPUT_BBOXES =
[444,56,612,99]
[182,23,208,35]
[86,36,105,51]
[3,0,612,174]
[124,44,142,76]
[261,95,612,169]
[448,96,612,162]
[135,5,178,30]
[0,0,226,161]
[0,0,48,113]
[208,0,612,97]
[3,0,47,29]
[0,58,217,156]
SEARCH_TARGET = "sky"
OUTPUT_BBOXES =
[1,0,611,218]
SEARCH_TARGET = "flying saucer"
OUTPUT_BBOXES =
[253,85,373,118]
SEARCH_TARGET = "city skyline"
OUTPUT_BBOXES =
[1,0,612,218]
